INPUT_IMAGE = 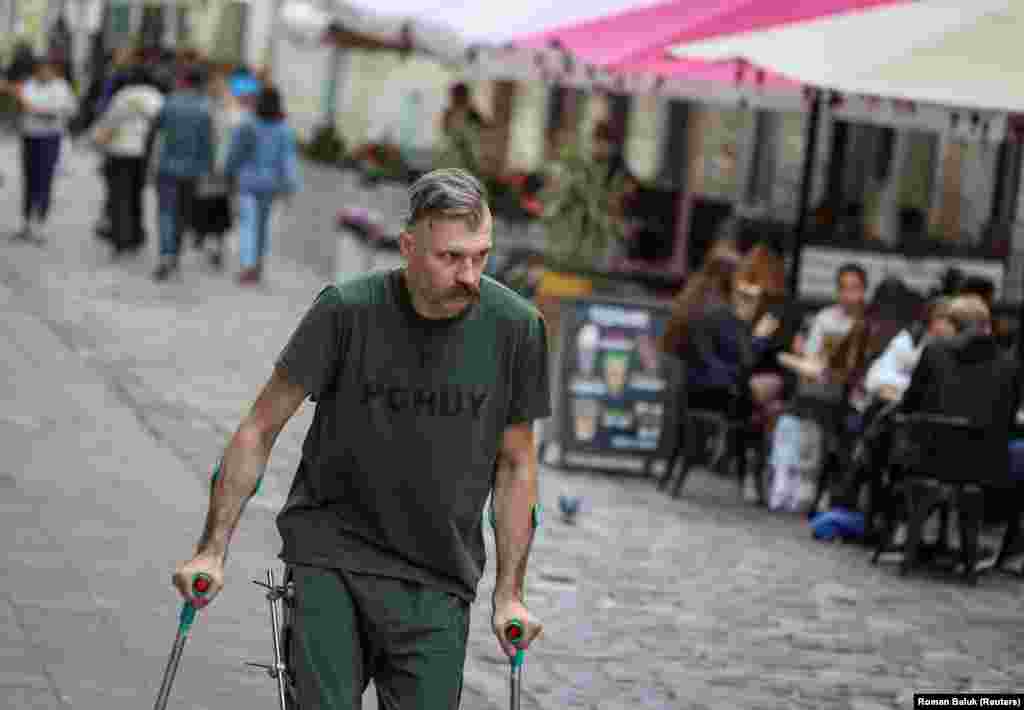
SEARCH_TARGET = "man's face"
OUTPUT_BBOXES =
[35,62,56,81]
[837,271,866,314]
[400,209,493,318]
[112,48,133,69]
[208,75,228,99]
[928,316,956,340]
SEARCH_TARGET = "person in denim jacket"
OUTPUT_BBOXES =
[225,86,301,285]
[151,66,213,281]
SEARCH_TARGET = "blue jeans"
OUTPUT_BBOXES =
[238,191,274,268]
[21,134,62,220]
[157,175,198,258]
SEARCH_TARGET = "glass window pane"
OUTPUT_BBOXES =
[701,107,752,201]
[775,111,807,223]
[177,7,191,45]
[108,1,132,37]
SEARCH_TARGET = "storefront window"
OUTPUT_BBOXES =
[107,0,132,41]
[958,139,1000,245]
[139,5,165,49]
[701,106,753,201]
[210,0,248,64]
[774,111,808,222]
[176,6,191,46]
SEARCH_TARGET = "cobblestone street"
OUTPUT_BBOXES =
[1,138,1022,710]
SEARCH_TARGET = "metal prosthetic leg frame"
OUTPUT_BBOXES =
[246,569,295,710]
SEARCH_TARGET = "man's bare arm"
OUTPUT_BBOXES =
[195,366,307,562]
[492,421,539,604]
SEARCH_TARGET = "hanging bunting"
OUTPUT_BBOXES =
[733,58,747,85]
[1008,115,1024,143]
[892,98,916,114]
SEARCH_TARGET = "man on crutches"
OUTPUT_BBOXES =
[171,168,549,709]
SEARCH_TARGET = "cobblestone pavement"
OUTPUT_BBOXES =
[1,137,1022,710]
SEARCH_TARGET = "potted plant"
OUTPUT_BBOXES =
[539,137,627,274]
[302,122,346,166]
[530,138,629,342]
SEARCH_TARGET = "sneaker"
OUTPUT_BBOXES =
[152,261,180,282]
[10,222,30,242]
[742,474,760,503]
[28,220,47,245]
[236,266,260,285]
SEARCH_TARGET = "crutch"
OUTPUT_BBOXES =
[153,573,213,710]
[489,501,541,710]
[504,618,526,710]
[154,461,265,709]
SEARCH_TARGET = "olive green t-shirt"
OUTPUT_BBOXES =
[274,268,551,602]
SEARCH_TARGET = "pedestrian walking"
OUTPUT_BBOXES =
[1,58,76,244]
[223,86,300,285]
[191,69,254,270]
[172,168,550,710]
[89,66,164,257]
[151,66,213,282]
[74,46,140,242]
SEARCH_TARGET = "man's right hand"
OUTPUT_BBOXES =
[173,554,225,609]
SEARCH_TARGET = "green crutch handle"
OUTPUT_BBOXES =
[505,619,526,669]
[210,460,263,497]
[178,574,213,632]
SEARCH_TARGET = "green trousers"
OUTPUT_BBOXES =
[286,564,471,710]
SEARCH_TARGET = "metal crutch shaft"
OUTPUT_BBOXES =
[505,619,525,710]
[490,502,539,710]
[154,574,213,710]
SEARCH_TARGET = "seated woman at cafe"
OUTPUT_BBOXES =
[814,298,975,531]
[862,298,956,406]
[659,252,781,415]
[741,243,798,434]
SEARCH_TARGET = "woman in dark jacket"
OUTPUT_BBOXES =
[660,254,780,413]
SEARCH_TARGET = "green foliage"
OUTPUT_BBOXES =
[302,123,345,165]
[437,117,483,176]
[0,92,19,117]
[540,138,627,271]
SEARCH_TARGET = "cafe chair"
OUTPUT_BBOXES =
[658,370,769,503]
[871,413,1009,585]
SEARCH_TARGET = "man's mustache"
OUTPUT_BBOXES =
[451,283,480,299]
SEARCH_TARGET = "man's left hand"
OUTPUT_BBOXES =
[492,595,543,659]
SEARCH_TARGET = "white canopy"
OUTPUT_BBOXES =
[277,0,813,108]
[279,0,673,62]
[670,0,1024,114]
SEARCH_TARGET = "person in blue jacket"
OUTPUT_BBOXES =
[151,66,213,281]
[225,86,301,285]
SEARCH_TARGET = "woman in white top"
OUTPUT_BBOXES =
[0,58,76,243]
[91,66,165,256]
[863,298,957,404]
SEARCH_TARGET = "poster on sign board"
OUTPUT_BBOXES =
[550,297,681,474]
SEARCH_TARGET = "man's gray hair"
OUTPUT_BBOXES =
[405,168,489,231]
